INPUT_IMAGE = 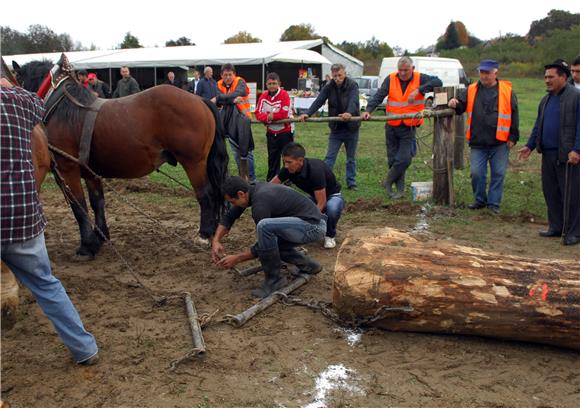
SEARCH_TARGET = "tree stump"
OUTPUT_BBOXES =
[332,227,580,350]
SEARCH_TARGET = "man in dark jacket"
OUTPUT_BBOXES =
[163,71,181,87]
[196,66,218,100]
[363,57,442,198]
[211,177,326,298]
[448,59,519,213]
[518,59,580,246]
[112,66,140,98]
[87,73,111,98]
[299,64,361,190]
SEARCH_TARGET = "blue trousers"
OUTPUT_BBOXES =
[1,233,98,363]
[256,217,327,251]
[310,193,345,238]
[470,144,509,210]
[324,129,359,188]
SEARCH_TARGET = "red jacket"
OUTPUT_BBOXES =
[255,88,293,134]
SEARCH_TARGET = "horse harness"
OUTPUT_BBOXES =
[43,79,108,166]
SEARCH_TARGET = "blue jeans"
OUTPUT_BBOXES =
[324,129,359,188]
[310,193,345,238]
[228,140,256,183]
[1,233,98,363]
[256,217,327,251]
[470,144,509,209]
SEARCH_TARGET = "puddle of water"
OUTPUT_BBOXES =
[302,364,365,408]
[414,203,432,232]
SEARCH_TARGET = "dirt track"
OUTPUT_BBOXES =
[1,179,579,408]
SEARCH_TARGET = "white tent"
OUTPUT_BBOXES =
[5,40,328,69]
[5,40,363,89]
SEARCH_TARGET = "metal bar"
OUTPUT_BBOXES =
[237,265,263,277]
[223,273,313,327]
[184,292,206,357]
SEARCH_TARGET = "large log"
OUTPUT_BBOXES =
[332,227,580,350]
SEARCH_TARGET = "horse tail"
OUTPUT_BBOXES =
[203,99,229,222]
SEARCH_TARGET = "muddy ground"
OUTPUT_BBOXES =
[1,179,579,408]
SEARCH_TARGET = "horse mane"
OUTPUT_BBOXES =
[18,59,97,127]
[17,60,53,93]
[50,79,97,127]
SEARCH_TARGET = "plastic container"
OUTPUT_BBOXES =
[411,181,433,202]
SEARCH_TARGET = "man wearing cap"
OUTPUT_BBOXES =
[87,73,111,98]
[449,59,519,214]
[518,59,580,246]
[363,57,442,198]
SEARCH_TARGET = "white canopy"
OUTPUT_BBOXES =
[5,40,328,70]
[270,49,331,65]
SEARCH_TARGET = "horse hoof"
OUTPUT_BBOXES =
[73,253,95,262]
[194,236,210,248]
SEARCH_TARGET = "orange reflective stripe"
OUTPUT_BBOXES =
[496,81,512,141]
[217,76,252,119]
[386,72,424,127]
[465,80,512,142]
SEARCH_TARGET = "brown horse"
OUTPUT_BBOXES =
[14,55,228,259]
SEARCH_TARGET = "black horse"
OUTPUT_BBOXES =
[14,56,228,259]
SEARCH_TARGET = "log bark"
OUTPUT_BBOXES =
[332,227,580,350]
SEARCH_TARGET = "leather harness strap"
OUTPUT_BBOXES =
[79,98,107,166]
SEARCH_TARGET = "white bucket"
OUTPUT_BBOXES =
[411,181,433,202]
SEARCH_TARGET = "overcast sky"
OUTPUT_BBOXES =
[2,1,578,52]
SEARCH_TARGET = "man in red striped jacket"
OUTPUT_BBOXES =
[255,72,294,181]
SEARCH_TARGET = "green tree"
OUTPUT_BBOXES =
[1,25,80,54]
[280,24,320,41]
[528,9,580,39]
[223,31,261,44]
[119,32,142,49]
[1,26,30,55]
[336,37,394,74]
[166,37,194,46]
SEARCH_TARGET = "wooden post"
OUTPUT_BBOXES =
[432,87,456,205]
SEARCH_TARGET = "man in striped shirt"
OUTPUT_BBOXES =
[1,78,98,365]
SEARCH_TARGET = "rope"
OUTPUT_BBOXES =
[47,144,207,254]
[155,168,194,191]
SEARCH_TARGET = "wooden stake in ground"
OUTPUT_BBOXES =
[333,227,580,350]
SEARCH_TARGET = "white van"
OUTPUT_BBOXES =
[378,56,469,107]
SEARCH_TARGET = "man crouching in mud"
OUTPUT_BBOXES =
[211,176,326,298]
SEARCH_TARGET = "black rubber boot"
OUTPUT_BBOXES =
[392,173,406,199]
[383,168,398,198]
[252,248,287,299]
[279,248,322,275]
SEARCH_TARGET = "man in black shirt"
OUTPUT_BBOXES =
[271,143,345,249]
[211,177,327,298]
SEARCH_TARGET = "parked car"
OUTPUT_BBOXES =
[351,75,385,111]
[379,56,470,108]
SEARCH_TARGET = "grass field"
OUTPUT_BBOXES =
[150,77,550,217]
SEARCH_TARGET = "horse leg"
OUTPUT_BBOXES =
[61,171,101,259]
[181,163,216,243]
[85,177,110,243]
